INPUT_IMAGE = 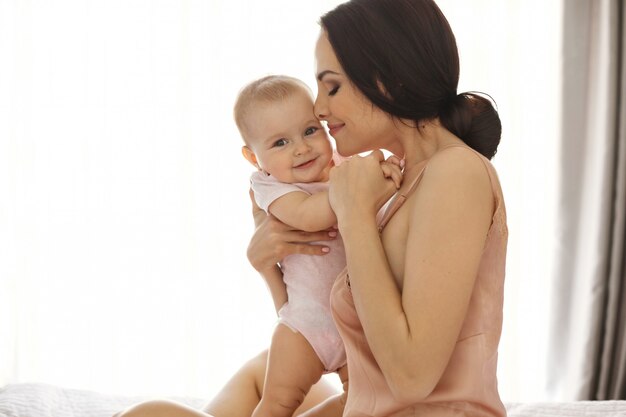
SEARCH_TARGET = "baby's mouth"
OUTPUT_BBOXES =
[294,158,317,169]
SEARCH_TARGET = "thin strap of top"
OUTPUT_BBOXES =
[378,145,490,231]
[377,162,427,231]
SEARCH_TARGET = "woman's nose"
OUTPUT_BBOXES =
[314,93,328,120]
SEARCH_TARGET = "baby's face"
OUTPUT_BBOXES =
[245,90,334,184]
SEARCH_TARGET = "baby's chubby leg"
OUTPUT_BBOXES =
[252,324,325,417]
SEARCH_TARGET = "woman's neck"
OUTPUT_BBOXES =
[388,118,464,170]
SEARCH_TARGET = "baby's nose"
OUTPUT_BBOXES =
[294,141,311,155]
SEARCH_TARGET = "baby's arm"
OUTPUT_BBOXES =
[268,190,336,232]
[269,157,403,232]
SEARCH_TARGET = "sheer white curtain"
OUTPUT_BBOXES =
[437,0,563,401]
[0,0,562,402]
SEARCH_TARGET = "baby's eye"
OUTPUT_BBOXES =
[273,138,288,147]
[304,127,318,136]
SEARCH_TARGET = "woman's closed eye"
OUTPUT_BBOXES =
[328,85,340,96]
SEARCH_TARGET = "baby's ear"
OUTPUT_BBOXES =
[241,146,260,169]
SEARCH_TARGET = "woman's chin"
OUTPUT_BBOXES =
[337,146,371,158]
[336,143,357,157]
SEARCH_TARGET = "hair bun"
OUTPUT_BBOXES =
[440,92,502,159]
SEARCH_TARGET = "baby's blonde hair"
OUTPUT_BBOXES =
[233,75,312,144]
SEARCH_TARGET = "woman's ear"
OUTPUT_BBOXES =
[242,146,260,169]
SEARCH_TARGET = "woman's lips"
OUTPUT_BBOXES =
[328,123,344,136]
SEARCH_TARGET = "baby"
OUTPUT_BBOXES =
[234,75,400,417]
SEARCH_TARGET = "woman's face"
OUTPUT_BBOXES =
[314,30,397,156]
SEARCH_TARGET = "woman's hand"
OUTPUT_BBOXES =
[247,189,337,272]
[329,150,403,224]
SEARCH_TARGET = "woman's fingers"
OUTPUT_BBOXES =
[281,229,336,257]
[247,212,336,271]
[329,149,403,221]
[286,242,331,256]
[285,228,337,243]
[257,238,331,265]
[249,188,267,228]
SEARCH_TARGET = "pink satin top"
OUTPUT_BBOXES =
[330,146,508,417]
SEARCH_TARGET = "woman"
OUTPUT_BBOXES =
[116,0,507,415]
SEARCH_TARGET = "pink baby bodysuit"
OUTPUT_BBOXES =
[250,170,346,372]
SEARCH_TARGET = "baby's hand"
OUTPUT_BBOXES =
[385,154,404,169]
[380,159,403,189]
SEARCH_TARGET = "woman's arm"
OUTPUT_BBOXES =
[298,394,344,417]
[330,149,493,401]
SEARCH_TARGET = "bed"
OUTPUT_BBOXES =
[1,383,626,417]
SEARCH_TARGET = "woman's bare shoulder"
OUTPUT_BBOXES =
[410,146,494,224]
[420,146,492,196]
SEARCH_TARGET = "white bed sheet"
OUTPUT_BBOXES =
[505,401,626,417]
[0,383,205,417]
[1,383,626,417]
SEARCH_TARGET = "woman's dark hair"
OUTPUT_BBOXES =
[320,0,501,159]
